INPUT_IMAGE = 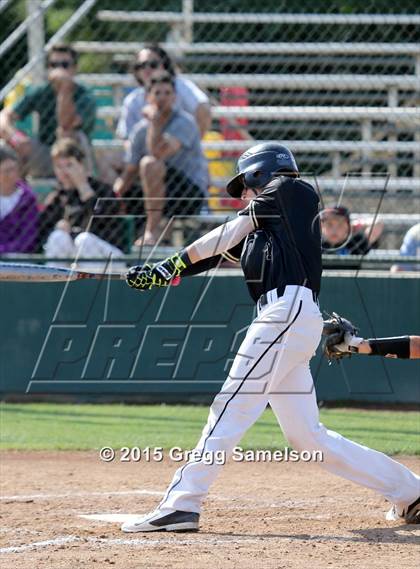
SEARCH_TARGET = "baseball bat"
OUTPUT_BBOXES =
[0,262,124,282]
[0,262,181,285]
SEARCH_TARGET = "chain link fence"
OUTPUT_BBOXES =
[0,0,419,265]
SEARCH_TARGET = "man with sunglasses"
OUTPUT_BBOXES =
[0,43,96,177]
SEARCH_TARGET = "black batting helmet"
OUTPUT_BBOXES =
[226,142,299,198]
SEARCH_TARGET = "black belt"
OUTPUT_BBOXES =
[258,285,319,308]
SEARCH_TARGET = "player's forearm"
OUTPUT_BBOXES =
[186,216,254,263]
[180,254,223,277]
[354,341,372,355]
[355,336,413,359]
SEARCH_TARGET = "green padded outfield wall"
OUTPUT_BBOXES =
[0,273,419,403]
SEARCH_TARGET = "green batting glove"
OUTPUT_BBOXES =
[126,252,191,292]
[126,263,153,290]
[153,251,191,281]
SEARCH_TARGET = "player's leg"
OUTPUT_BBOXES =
[122,294,309,531]
[156,318,282,514]
[157,293,322,514]
[122,338,270,532]
[269,364,420,515]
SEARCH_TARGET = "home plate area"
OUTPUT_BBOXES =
[1,452,419,569]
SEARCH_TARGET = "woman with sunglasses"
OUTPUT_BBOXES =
[116,44,211,140]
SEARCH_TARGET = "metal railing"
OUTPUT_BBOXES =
[79,72,420,91]
[97,10,420,26]
[0,0,97,102]
[72,41,420,56]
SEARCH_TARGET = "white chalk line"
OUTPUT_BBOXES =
[0,489,164,502]
[0,489,339,509]
[0,534,269,554]
[0,536,78,554]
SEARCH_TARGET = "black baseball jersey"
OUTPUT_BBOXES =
[237,176,322,302]
[183,176,322,303]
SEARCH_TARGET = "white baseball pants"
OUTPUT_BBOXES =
[159,286,420,514]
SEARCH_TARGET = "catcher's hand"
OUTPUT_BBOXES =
[322,312,359,362]
[126,253,187,291]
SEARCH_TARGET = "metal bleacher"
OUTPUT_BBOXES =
[2,4,419,256]
[95,10,420,26]
[74,6,420,191]
[81,72,420,91]
[73,41,420,57]
[71,6,419,253]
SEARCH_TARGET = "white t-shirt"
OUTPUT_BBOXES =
[116,76,209,139]
[0,187,23,220]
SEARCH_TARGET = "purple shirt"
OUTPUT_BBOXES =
[0,180,39,253]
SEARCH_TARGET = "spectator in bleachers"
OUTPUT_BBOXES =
[116,43,211,140]
[321,206,383,255]
[391,222,420,272]
[114,72,207,246]
[0,147,38,254]
[0,43,96,178]
[38,138,125,265]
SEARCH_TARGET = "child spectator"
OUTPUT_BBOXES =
[0,43,96,177]
[39,138,125,265]
[321,206,383,255]
[0,147,38,254]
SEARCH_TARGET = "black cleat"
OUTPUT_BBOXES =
[121,509,200,533]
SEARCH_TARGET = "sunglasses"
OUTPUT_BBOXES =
[48,60,73,69]
[134,60,161,71]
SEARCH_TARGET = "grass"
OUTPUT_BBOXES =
[0,403,419,455]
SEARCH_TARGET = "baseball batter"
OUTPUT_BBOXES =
[123,143,419,532]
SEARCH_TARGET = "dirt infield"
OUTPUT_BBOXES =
[1,452,419,569]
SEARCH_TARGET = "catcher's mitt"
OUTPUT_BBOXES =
[322,312,359,363]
